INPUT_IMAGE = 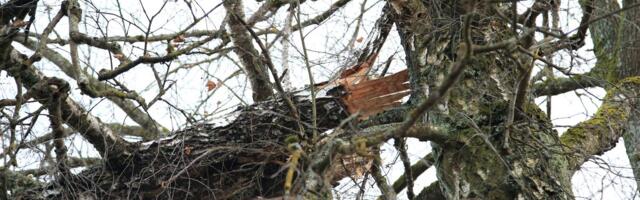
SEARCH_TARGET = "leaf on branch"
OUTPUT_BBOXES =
[206,80,217,91]
[173,34,186,43]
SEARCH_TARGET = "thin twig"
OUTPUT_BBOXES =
[29,3,65,64]
[232,12,307,137]
[294,0,318,140]
[394,138,414,199]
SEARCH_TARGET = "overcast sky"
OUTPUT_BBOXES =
[1,0,637,199]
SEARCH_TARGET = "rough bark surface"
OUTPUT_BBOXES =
[392,1,576,199]
[3,0,640,199]
[224,0,274,102]
[618,0,640,190]
[17,96,350,199]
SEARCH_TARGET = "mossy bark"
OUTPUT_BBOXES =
[618,0,640,191]
[393,1,576,199]
[582,0,640,190]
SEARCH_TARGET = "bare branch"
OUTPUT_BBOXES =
[15,37,167,136]
[371,152,397,200]
[2,48,132,167]
[97,33,221,80]
[42,77,71,175]
[391,153,434,194]
[532,74,605,97]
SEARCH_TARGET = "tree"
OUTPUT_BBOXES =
[0,0,639,199]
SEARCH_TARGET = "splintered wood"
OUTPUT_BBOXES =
[341,70,409,119]
[316,54,410,119]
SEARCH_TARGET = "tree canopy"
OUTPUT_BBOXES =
[1,0,639,199]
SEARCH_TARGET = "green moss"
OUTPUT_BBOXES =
[524,102,549,122]
[620,76,640,85]
[559,77,639,155]
[587,0,624,85]
[562,101,625,142]
[284,135,299,145]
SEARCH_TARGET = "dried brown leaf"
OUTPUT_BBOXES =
[206,80,217,91]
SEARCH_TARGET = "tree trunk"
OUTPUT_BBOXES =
[618,0,640,190]
[389,1,624,199]
[224,0,275,102]
[581,0,640,190]
[4,0,640,199]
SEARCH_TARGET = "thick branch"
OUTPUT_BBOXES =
[223,0,274,102]
[2,48,132,167]
[532,73,605,97]
[415,181,445,200]
[391,153,434,193]
[15,37,167,136]
[561,77,640,170]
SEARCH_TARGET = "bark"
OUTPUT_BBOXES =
[578,0,640,190]
[224,0,274,102]
[3,0,639,199]
[618,0,640,191]
[1,47,132,169]
[389,1,615,199]
[15,96,350,200]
